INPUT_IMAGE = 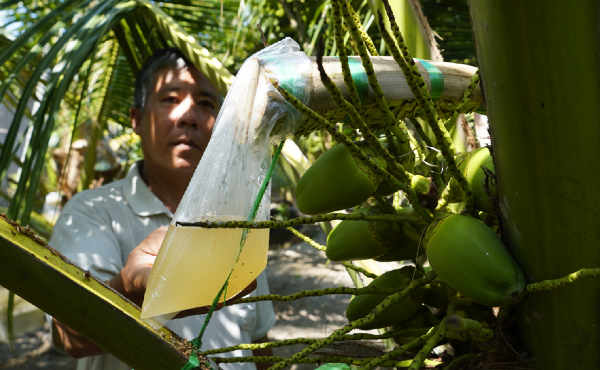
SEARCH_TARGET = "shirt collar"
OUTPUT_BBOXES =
[123,161,173,218]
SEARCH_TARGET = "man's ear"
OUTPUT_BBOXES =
[130,107,142,135]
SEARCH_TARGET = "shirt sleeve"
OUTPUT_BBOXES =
[49,194,124,282]
[251,271,276,341]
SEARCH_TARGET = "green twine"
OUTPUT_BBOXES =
[414,58,444,102]
[182,140,286,370]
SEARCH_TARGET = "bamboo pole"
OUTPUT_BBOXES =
[469,2,600,369]
[0,216,193,370]
[308,56,481,112]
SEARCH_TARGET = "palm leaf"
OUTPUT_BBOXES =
[136,0,234,94]
[418,0,476,63]
[0,0,237,352]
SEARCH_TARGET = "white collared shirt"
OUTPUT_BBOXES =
[49,162,275,370]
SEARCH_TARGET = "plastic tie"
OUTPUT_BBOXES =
[180,352,201,370]
[414,58,444,102]
[182,140,286,370]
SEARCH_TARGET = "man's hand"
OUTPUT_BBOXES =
[107,227,168,306]
[108,226,257,309]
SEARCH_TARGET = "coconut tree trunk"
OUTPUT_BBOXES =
[469,2,600,369]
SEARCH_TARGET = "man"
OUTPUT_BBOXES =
[49,48,276,370]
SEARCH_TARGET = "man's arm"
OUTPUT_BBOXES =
[252,335,274,370]
[51,227,168,357]
[52,227,257,357]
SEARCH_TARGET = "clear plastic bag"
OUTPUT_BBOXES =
[141,38,311,325]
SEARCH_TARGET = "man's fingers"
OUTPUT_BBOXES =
[142,226,168,255]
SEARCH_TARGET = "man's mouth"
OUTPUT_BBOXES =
[172,139,199,149]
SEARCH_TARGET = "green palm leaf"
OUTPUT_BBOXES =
[0,0,242,352]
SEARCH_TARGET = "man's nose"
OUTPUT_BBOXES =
[174,96,200,128]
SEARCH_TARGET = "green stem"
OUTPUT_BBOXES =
[385,129,400,155]
[346,1,378,56]
[375,9,430,116]
[264,272,436,370]
[442,353,478,370]
[408,316,447,370]
[409,118,435,148]
[214,355,439,368]
[435,182,453,213]
[176,212,422,229]
[446,314,493,341]
[201,328,437,355]
[455,70,481,114]
[361,326,438,370]
[7,292,15,353]
[389,124,417,168]
[406,126,425,162]
[372,193,396,214]
[285,227,379,279]
[331,0,362,110]
[231,286,407,305]
[526,268,600,293]
[316,43,412,184]
[378,1,475,211]
[335,0,411,160]
[400,222,424,244]
[276,86,432,222]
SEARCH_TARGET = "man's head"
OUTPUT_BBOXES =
[131,48,221,180]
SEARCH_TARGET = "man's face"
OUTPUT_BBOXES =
[131,65,220,177]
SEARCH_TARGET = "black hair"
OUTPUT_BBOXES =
[132,48,196,112]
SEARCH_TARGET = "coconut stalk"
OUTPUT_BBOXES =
[0,215,195,370]
[469,2,600,369]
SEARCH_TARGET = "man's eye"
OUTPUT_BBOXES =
[198,100,215,109]
[163,97,179,103]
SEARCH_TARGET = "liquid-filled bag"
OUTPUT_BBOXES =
[141,38,311,325]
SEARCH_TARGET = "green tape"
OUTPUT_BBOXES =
[261,55,309,104]
[414,58,444,102]
[183,141,286,370]
[334,56,369,103]
[270,55,368,104]
[347,57,369,103]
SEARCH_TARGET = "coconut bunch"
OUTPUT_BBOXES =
[195,0,526,368]
[191,0,600,362]
[287,0,524,300]
[275,0,526,366]
[192,2,600,368]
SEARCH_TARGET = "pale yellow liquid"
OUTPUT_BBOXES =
[141,225,269,319]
